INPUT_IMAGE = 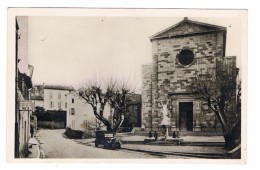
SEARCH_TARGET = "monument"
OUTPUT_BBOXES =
[159,100,171,140]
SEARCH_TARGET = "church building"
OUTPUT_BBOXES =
[142,17,237,132]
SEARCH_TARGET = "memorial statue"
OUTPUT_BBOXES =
[160,100,170,126]
[159,100,170,140]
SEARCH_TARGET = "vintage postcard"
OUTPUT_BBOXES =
[6,8,247,163]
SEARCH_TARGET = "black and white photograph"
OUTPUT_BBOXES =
[7,8,247,163]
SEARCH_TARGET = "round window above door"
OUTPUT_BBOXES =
[177,49,195,66]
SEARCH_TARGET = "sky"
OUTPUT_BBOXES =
[21,15,243,93]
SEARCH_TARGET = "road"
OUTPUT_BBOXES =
[36,129,156,158]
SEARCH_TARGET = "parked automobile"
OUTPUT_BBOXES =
[94,130,121,150]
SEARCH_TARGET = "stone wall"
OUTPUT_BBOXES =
[141,65,153,129]
[154,32,225,96]
[149,32,225,130]
[142,22,236,132]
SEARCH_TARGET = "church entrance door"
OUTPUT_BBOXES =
[179,102,193,131]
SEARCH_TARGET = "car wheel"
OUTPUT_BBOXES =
[116,142,121,149]
[111,142,117,150]
[95,141,98,147]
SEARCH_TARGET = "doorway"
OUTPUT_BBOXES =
[179,102,193,131]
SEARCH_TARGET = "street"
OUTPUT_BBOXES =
[36,129,157,158]
[35,129,228,159]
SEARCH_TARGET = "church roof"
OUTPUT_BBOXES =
[150,17,226,41]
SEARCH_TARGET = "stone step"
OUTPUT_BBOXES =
[134,130,223,137]
[179,131,223,136]
[134,131,149,136]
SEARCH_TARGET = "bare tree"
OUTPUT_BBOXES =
[192,69,241,149]
[78,79,132,134]
[85,118,106,131]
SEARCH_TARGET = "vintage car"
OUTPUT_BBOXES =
[94,130,122,150]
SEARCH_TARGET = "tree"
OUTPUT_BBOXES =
[192,68,241,149]
[121,94,142,129]
[108,83,131,132]
[85,118,106,131]
[78,80,132,134]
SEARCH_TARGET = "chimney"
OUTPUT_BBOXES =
[184,17,188,21]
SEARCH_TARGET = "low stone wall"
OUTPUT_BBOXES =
[38,121,65,129]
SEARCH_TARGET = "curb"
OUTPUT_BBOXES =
[121,147,228,159]
[33,131,45,158]
[181,142,225,147]
[121,140,225,147]
[74,138,225,147]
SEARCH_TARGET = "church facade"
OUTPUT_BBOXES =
[142,18,237,132]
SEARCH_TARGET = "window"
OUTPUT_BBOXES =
[49,101,54,108]
[83,120,88,128]
[49,92,52,99]
[58,102,62,109]
[58,92,61,99]
[72,99,74,103]
[71,108,75,115]
[177,49,195,66]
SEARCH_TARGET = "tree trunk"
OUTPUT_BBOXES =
[106,124,113,132]
[93,109,113,132]
[210,104,240,150]
[223,121,241,150]
[224,133,236,149]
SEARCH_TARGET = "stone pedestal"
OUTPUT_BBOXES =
[194,125,202,131]
[170,125,177,132]
[158,124,170,140]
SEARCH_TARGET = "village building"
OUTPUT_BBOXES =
[66,91,96,131]
[43,85,73,111]
[30,84,74,129]
[30,84,73,111]
[142,18,237,133]
[15,17,34,158]
[30,85,44,109]
[66,91,142,133]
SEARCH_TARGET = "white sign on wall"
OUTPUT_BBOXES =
[19,101,32,111]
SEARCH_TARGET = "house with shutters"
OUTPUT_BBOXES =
[65,91,96,131]
[30,84,73,111]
